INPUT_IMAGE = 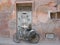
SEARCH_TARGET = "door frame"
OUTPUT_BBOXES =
[15,1,33,32]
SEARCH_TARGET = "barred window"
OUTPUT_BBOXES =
[50,12,60,19]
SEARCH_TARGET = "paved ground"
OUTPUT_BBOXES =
[0,37,60,45]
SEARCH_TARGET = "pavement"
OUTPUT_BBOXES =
[0,37,60,45]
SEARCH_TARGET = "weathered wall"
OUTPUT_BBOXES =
[0,0,16,37]
[0,0,60,40]
[33,0,60,40]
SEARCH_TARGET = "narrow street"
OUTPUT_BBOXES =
[0,37,60,45]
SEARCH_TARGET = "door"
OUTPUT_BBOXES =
[17,11,32,30]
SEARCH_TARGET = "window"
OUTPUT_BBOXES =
[50,12,60,19]
[45,33,55,39]
[57,12,60,19]
[50,12,56,19]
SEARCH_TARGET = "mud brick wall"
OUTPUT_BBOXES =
[0,0,60,40]
[0,0,16,38]
[0,12,10,37]
[32,0,60,40]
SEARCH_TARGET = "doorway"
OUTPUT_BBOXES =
[16,3,32,31]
